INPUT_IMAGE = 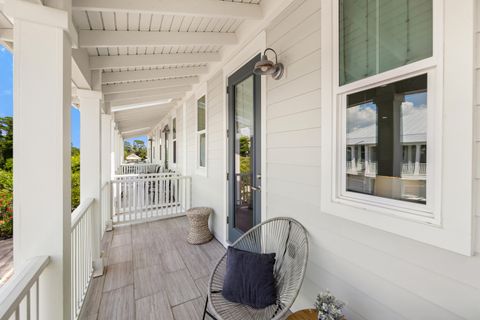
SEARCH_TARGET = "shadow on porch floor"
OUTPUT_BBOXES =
[79,216,223,320]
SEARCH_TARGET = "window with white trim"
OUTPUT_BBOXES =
[172,117,177,165]
[196,95,207,172]
[336,0,437,219]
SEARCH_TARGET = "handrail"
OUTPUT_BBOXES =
[0,256,50,320]
[71,198,95,230]
[112,175,187,182]
[71,198,96,319]
[112,172,180,180]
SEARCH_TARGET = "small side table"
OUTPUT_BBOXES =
[186,207,213,245]
[287,309,317,320]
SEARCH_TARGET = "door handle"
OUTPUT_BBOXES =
[251,186,261,192]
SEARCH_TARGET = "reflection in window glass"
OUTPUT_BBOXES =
[345,74,427,204]
[197,96,206,131]
[199,133,206,167]
[339,0,433,85]
[234,75,254,232]
[197,96,207,169]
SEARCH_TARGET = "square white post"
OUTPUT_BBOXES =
[78,89,104,276]
[8,1,72,319]
[111,121,117,176]
[102,113,113,230]
[101,114,112,185]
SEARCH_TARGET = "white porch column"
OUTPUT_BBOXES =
[365,145,370,175]
[351,146,356,173]
[120,134,125,166]
[102,113,113,230]
[101,114,112,185]
[148,136,153,163]
[8,1,72,319]
[414,144,421,175]
[78,89,104,276]
[115,131,119,169]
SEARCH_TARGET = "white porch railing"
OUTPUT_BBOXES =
[347,161,427,179]
[365,162,377,176]
[117,163,161,175]
[113,172,180,181]
[111,174,192,224]
[70,198,95,320]
[0,256,50,320]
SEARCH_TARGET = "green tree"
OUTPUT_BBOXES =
[124,139,147,160]
[0,117,13,237]
[71,146,80,211]
[0,117,13,170]
[239,136,250,157]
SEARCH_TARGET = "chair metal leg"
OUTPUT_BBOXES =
[202,296,209,320]
[202,296,217,320]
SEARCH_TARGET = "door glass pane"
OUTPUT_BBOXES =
[172,118,177,139]
[234,75,254,232]
[346,73,427,204]
[339,0,433,85]
[199,133,206,167]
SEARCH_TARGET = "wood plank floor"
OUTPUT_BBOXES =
[79,216,222,320]
[0,238,13,288]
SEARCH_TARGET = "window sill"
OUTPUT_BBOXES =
[334,192,440,226]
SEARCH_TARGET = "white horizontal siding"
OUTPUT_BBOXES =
[475,0,480,255]
[265,0,480,319]
[184,71,226,242]
[149,0,480,318]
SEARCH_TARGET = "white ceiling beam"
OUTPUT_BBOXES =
[110,96,182,109]
[104,86,190,102]
[120,121,158,133]
[79,30,237,48]
[102,67,207,84]
[0,28,12,42]
[90,52,220,70]
[102,76,198,94]
[71,48,92,89]
[72,0,262,20]
[122,129,153,139]
[115,108,173,121]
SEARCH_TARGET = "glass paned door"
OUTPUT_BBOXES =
[228,54,261,243]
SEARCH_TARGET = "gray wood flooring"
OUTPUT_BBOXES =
[79,216,222,320]
[0,238,13,288]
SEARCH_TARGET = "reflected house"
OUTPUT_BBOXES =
[125,153,142,163]
[346,95,428,204]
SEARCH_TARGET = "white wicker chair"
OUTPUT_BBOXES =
[203,217,309,320]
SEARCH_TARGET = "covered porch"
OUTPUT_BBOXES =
[0,0,480,319]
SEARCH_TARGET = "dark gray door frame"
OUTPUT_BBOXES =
[227,54,262,243]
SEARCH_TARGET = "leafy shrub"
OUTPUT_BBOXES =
[0,190,13,239]
[71,153,80,210]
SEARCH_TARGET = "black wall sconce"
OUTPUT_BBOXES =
[253,48,284,80]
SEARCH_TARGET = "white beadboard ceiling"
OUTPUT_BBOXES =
[70,0,263,134]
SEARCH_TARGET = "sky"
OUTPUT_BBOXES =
[347,91,427,134]
[125,136,148,146]
[1,44,82,148]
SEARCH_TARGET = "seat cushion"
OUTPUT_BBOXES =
[222,246,277,309]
